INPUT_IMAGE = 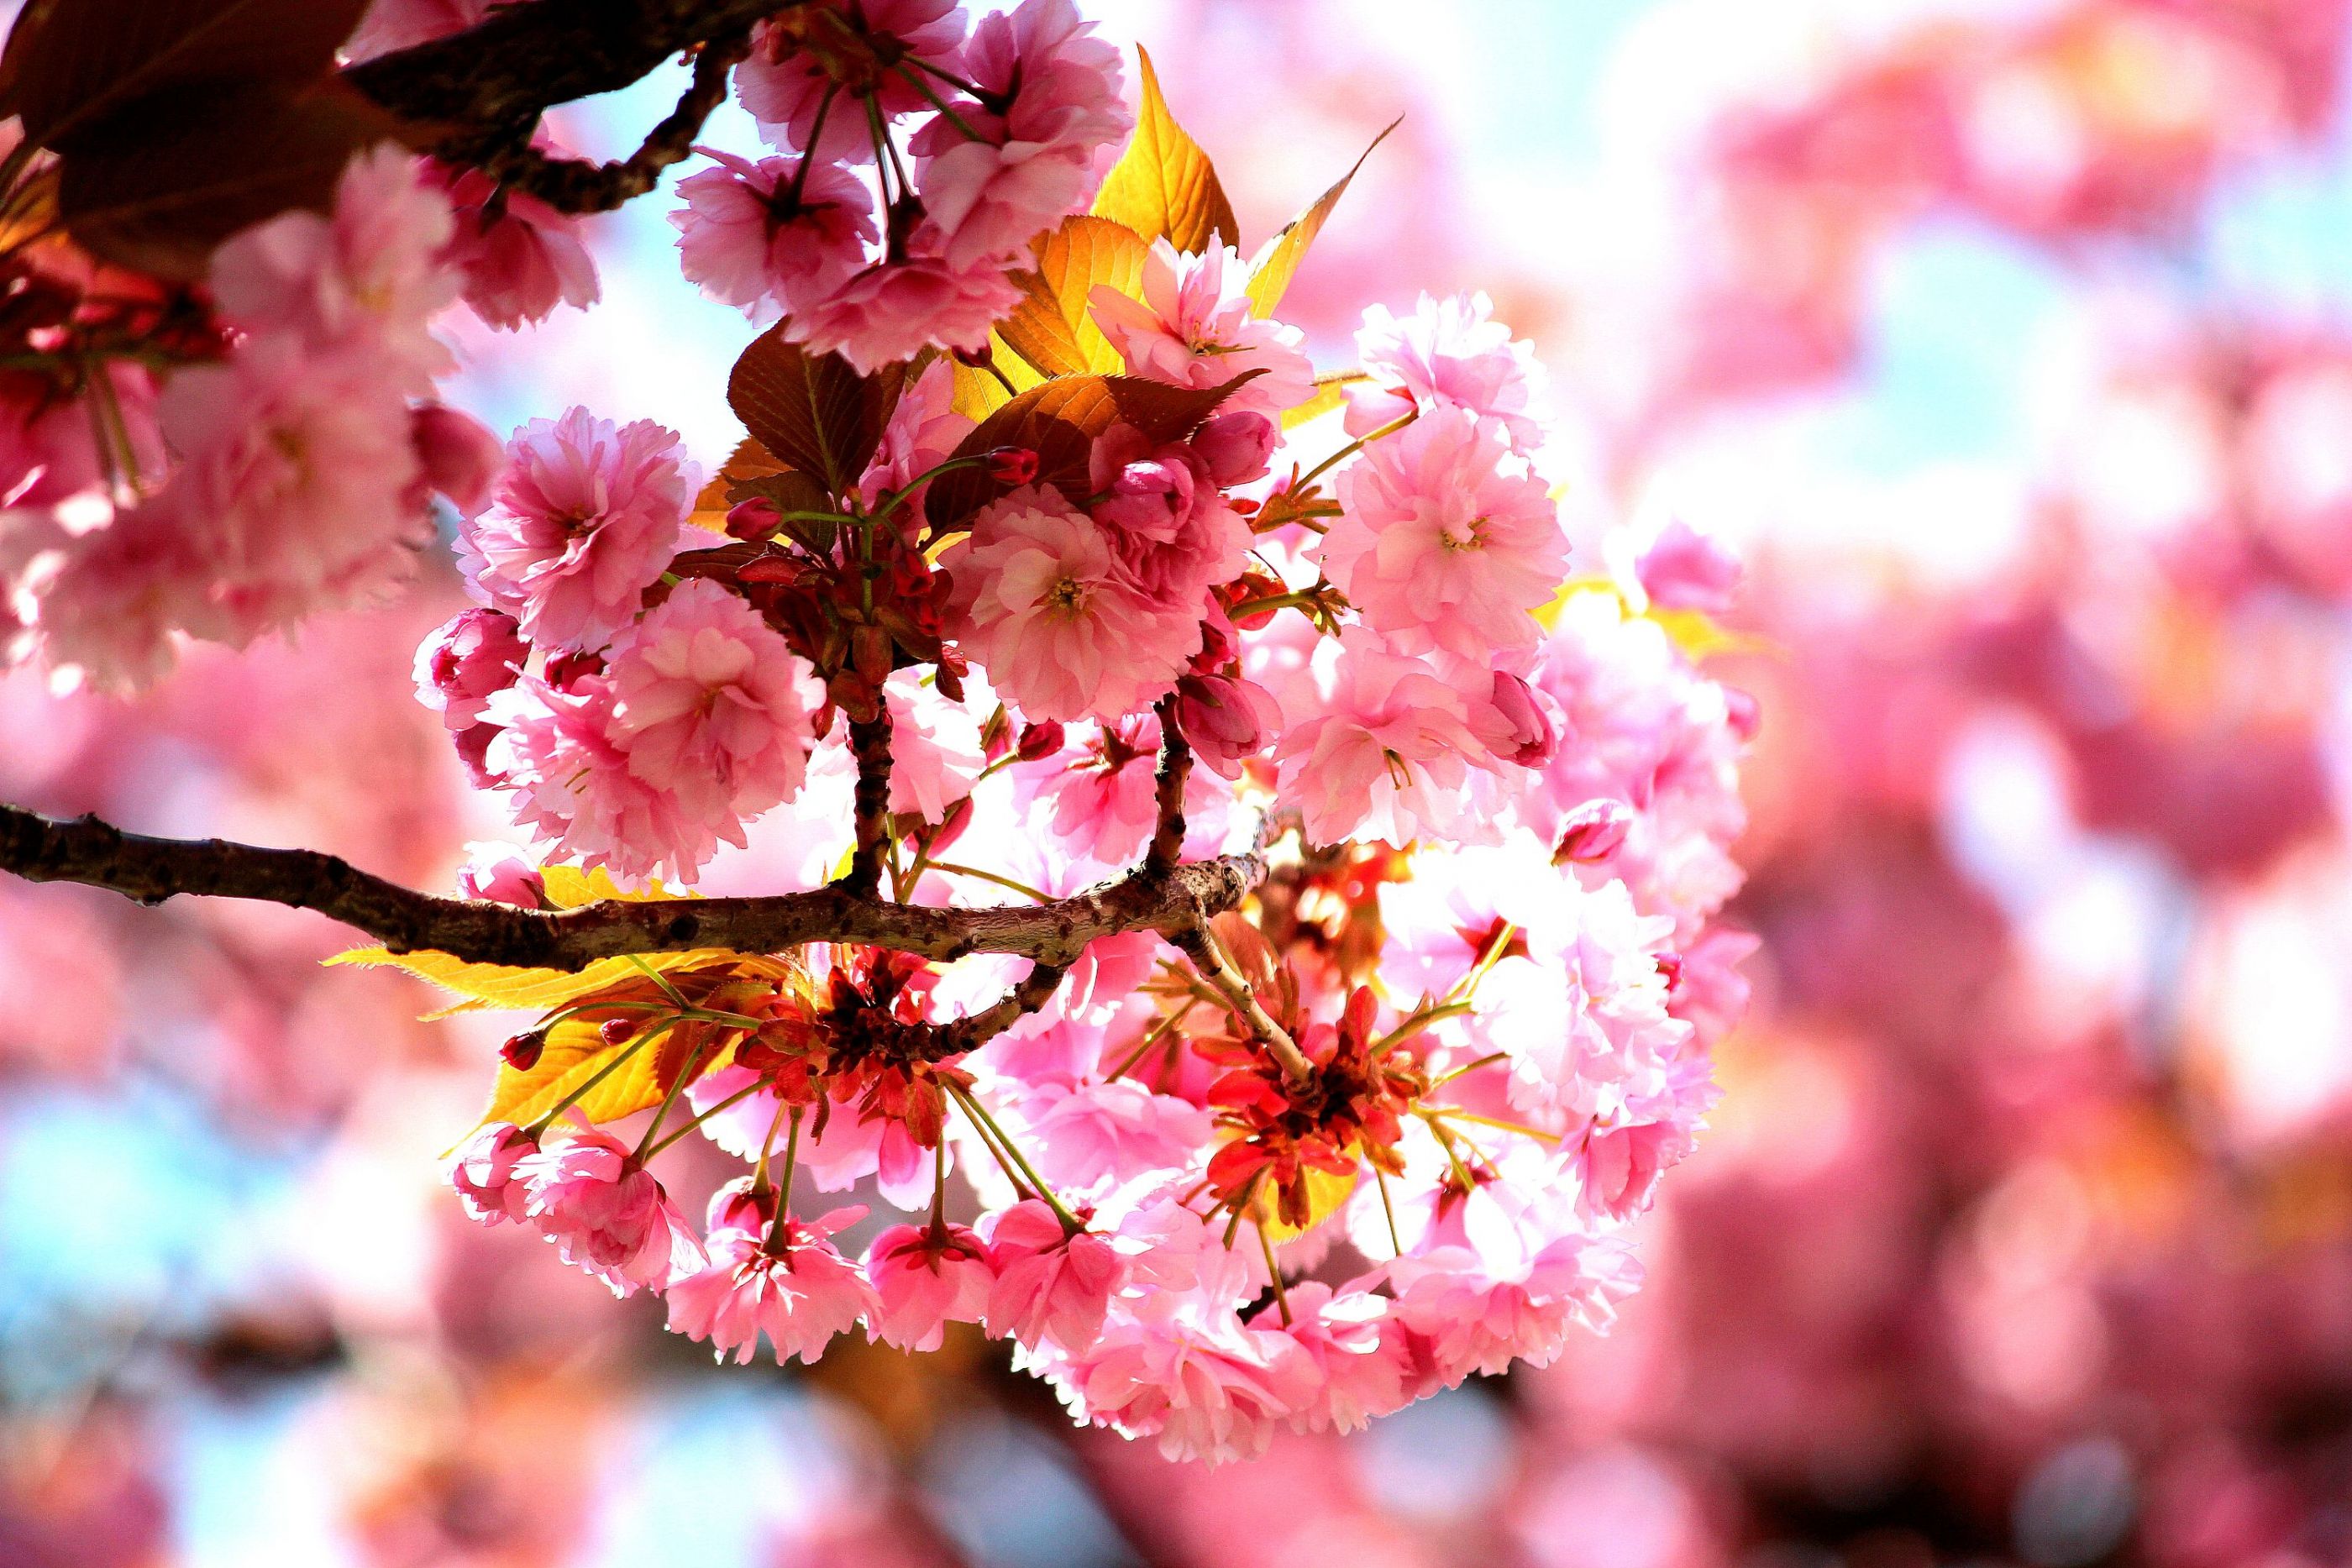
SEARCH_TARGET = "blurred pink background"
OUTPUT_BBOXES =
[8,1,2352,1563]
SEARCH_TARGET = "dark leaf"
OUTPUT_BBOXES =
[926,370,1263,533]
[2,0,371,153]
[726,326,908,497]
[56,76,396,281]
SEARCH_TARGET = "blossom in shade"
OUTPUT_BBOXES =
[670,149,877,317]
[604,579,822,850]
[434,157,601,330]
[1347,291,1547,452]
[884,670,985,823]
[1322,407,1567,658]
[413,606,525,730]
[346,0,500,59]
[1091,242,1316,417]
[982,1200,1126,1350]
[208,145,458,386]
[864,1223,995,1350]
[458,407,692,653]
[1173,673,1284,779]
[1272,632,1488,847]
[516,1126,706,1296]
[737,0,967,161]
[666,1208,876,1365]
[786,256,1025,375]
[941,485,1200,724]
[408,402,503,515]
[448,1121,537,1225]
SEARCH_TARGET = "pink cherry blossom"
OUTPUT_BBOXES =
[1090,242,1316,417]
[864,1223,995,1350]
[666,1209,876,1365]
[736,1,967,161]
[1635,517,1743,613]
[670,149,877,317]
[413,606,525,730]
[208,145,458,387]
[454,841,546,907]
[485,674,703,885]
[1267,1283,1411,1434]
[856,357,975,517]
[1271,632,1488,847]
[448,1120,537,1225]
[1171,673,1283,779]
[1347,291,1547,452]
[516,1126,706,1296]
[1389,1234,1641,1386]
[604,579,822,851]
[408,401,502,515]
[982,1200,1126,1351]
[458,407,692,653]
[941,485,1200,724]
[1087,427,1253,600]
[1008,1078,1214,1199]
[433,157,601,330]
[1322,407,1567,659]
[883,670,984,823]
[1045,1292,1317,1464]
[787,255,1025,375]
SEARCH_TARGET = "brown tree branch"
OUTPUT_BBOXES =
[480,28,749,213]
[1145,695,1189,877]
[0,803,1263,973]
[842,708,895,899]
[343,0,798,160]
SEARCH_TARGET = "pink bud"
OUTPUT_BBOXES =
[453,721,505,789]
[1555,798,1635,864]
[543,648,604,690]
[1656,951,1685,993]
[1488,671,1557,767]
[1725,686,1761,742]
[457,842,546,908]
[1173,673,1283,779]
[410,403,503,517]
[414,607,527,730]
[986,445,1039,485]
[928,794,974,854]
[1636,519,1741,614]
[725,497,782,540]
[1190,411,1276,486]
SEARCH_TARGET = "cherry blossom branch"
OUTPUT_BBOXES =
[843,709,896,899]
[0,803,1265,973]
[478,29,752,213]
[1145,695,1191,876]
[1172,917,1314,1085]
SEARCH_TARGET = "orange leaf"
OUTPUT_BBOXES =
[1090,45,1237,256]
[726,326,910,496]
[997,215,1148,379]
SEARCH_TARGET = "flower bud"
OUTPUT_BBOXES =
[1554,798,1635,864]
[414,607,526,730]
[1015,720,1065,762]
[1656,951,1685,993]
[454,721,505,789]
[599,1017,637,1046]
[725,496,782,540]
[1173,674,1283,779]
[979,705,1013,761]
[1488,670,1557,767]
[928,794,974,854]
[457,842,546,908]
[410,403,503,517]
[986,445,1040,485]
[1725,686,1761,742]
[543,648,604,690]
[1190,411,1277,486]
[501,1030,546,1070]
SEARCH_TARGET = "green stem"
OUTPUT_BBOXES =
[787,83,839,209]
[949,1083,1079,1233]
[895,61,988,143]
[644,1077,768,1158]
[764,1108,806,1253]
[527,1025,666,1137]
[1295,406,1418,491]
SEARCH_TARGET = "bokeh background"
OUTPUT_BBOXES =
[8,0,2352,1562]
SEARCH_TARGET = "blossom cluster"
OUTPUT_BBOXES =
[420,240,1750,1454]
[671,0,1133,371]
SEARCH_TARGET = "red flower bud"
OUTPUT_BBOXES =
[986,445,1040,485]
[1015,720,1066,761]
[979,705,1013,761]
[725,497,783,540]
[599,1018,637,1046]
[929,794,974,854]
[500,1030,546,1071]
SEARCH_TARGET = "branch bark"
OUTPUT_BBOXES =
[343,0,795,161]
[1145,695,1189,877]
[0,803,1263,973]
[480,27,749,212]
[842,708,895,899]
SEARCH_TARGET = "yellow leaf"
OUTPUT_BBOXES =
[1245,117,1399,318]
[1280,380,1350,430]
[327,866,748,1017]
[948,332,1043,422]
[481,1015,733,1130]
[1091,45,1237,255]
[998,215,1148,380]
[1256,1165,1359,1245]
